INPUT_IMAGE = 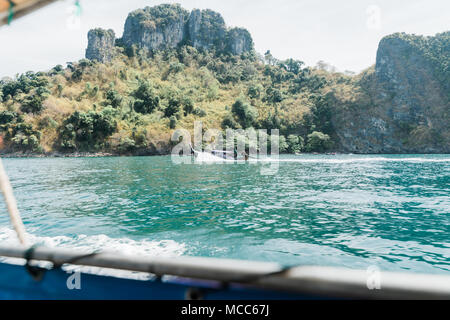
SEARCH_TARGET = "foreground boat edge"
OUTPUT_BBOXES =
[0,245,449,300]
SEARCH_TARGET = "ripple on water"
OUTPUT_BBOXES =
[0,155,448,274]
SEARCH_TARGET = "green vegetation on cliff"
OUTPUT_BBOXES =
[380,31,449,92]
[0,45,347,154]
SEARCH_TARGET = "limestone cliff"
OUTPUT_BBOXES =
[334,32,449,153]
[187,9,226,51]
[122,4,189,51]
[81,6,447,154]
[85,28,116,63]
[116,4,253,55]
[226,28,254,55]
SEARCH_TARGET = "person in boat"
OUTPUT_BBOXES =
[233,147,249,160]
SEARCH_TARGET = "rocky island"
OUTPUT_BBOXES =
[0,3,448,156]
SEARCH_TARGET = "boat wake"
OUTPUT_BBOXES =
[264,157,450,164]
[0,226,186,279]
[194,152,234,162]
[194,155,450,164]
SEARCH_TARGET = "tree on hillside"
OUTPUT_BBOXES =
[105,86,123,108]
[0,72,49,98]
[264,50,277,66]
[306,93,335,135]
[247,83,263,99]
[132,81,160,114]
[20,95,45,114]
[264,87,284,106]
[164,97,181,118]
[280,59,304,75]
[0,111,17,125]
[182,97,194,116]
[279,135,288,153]
[60,108,117,150]
[305,131,333,152]
[231,98,258,129]
[287,134,304,153]
[5,122,41,151]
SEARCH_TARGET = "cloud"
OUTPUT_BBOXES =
[0,0,448,77]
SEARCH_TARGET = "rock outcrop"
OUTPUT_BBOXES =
[122,4,189,51]
[85,28,116,63]
[118,4,253,54]
[187,9,226,51]
[334,32,450,153]
[226,28,253,55]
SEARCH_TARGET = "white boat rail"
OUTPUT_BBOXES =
[0,245,449,299]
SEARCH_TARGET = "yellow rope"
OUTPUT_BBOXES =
[0,158,27,245]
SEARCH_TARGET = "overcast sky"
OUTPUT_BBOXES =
[0,0,448,78]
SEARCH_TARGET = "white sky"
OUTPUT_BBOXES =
[0,0,449,77]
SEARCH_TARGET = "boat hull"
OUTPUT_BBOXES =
[0,262,314,300]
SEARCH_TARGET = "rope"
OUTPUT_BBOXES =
[0,158,27,245]
[24,245,46,280]
[22,245,102,280]
[7,0,14,25]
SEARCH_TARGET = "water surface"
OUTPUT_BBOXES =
[0,154,448,274]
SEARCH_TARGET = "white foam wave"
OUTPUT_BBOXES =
[194,152,237,163]
[255,157,450,164]
[0,226,186,279]
[192,154,450,164]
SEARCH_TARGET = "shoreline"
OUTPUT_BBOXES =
[0,151,449,159]
[0,151,117,158]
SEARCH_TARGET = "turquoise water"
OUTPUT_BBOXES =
[0,154,449,274]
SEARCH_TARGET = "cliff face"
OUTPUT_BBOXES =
[226,28,254,55]
[334,32,450,153]
[117,4,253,55]
[122,4,189,51]
[85,28,116,63]
[187,9,226,51]
[79,6,448,154]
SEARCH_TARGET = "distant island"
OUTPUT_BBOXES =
[0,3,448,156]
